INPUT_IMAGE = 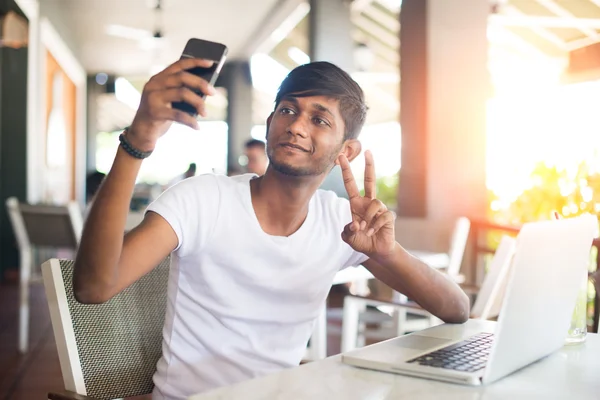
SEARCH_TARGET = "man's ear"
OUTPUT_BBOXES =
[335,139,362,165]
[265,113,274,140]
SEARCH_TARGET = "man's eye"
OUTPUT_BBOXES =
[280,107,295,114]
[314,118,328,126]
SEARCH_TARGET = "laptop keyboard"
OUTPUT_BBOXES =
[407,332,494,373]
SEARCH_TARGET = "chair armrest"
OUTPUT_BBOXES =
[48,391,102,400]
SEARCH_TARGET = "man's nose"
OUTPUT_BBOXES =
[287,116,309,138]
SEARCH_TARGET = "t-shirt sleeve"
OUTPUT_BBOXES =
[146,174,220,257]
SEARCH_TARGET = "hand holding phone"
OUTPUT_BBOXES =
[171,38,228,117]
[127,39,228,152]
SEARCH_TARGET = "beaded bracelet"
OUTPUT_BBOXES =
[118,129,153,159]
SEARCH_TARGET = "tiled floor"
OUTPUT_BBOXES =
[0,283,353,400]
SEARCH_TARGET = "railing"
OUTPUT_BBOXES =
[469,218,600,333]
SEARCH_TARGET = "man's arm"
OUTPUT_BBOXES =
[73,148,178,303]
[73,57,216,304]
[363,244,470,323]
[336,151,469,324]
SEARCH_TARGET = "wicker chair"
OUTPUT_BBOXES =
[42,258,170,400]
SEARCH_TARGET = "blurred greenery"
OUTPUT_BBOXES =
[376,175,399,209]
[490,161,600,225]
[360,174,399,209]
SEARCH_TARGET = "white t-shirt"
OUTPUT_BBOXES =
[147,173,368,400]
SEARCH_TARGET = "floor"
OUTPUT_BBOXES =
[0,282,354,400]
[0,283,63,400]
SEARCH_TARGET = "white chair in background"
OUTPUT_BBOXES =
[5,197,83,353]
[334,216,472,350]
[305,217,472,360]
[410,216,471,282]
[341,235,516,353]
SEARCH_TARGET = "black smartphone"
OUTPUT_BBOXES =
[172,38,228,117]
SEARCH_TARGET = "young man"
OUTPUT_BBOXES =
[74,59,469,400]
[243,138,268,175]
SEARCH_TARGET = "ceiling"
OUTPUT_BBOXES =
[54,0,600,131]
[491,0,600,59]
[40,0,282,76]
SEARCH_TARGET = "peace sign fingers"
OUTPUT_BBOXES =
[363,150,376,199]
[339,154,361,200]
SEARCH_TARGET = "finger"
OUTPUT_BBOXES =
[162,58,214,76]
[161,71,216,96]
[363,150,376,199]
[156,108,199,130]
[367,211,395,237]
[338,154,360,200]
[158,87,207,117]
[363,199,386,229]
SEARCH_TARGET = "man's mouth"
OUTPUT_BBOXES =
[280,143,310,152]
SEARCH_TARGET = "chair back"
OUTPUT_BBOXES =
[446,216,471,278]
[6,197,83,250]
[42,258,170,399]
[471,236,516,320]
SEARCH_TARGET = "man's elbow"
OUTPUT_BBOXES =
[73,279,115,304]
[441,292,470,324]
[73,287,113,304]
[72,266,115,304]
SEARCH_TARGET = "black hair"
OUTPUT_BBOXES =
[245,138,266,150]
[274,61,367,140]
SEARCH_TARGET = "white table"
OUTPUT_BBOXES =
[190,320,600,400]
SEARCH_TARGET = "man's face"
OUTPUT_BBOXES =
[245,146,268,175]
[266,95,346,177]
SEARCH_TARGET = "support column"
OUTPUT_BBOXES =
[397,0,490,277]
[218,61,253,173]
[309,0,354,71]
[309,0,354,198]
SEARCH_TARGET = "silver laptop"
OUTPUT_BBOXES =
[342,215,597,386]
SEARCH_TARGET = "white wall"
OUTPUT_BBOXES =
[16,0,87,206]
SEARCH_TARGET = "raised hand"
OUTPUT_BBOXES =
[339,150,396,259]
[127,58,217,152]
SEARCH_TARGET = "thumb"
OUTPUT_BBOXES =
[341,222,355,244]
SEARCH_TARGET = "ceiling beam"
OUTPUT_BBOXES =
[490,14,600,30]
[487,26,552,59]
[352,30,398,66]
[239,0,309,59]
[565,35,600,51]
[499,5,567,50]
[536,0,599,39]
[351,0,375,15]
[352,13,399,50]
[360,2,400,34]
